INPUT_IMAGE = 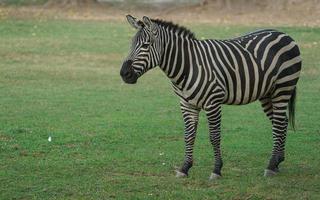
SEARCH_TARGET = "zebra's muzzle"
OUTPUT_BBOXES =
[120,60,138,84]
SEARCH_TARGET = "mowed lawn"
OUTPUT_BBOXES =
[0,19,319,200]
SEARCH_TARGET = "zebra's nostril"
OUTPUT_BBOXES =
[120,68,130,77]
[124,71,131,77]
[120,60,134,78]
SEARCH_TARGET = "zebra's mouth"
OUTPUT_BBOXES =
[123,78,137,84]
[120,60,138,84]
[121,73,138,84]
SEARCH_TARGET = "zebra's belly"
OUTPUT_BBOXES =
[221,73,274,105]
[172,80,224,108]
[223,94,261,105]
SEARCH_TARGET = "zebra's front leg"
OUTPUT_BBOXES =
[205,105,223,180]
[176,102,200,178]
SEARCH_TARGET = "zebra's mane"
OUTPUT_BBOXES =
[151,19,196,39]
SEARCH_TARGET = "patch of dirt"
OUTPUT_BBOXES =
[157,0,320,27]
[44,0,100,8]
[1,0,320,27]
[0,134,12,142]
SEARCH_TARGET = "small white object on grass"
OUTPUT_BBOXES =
[48,136,52,142]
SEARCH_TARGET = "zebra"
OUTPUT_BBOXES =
[120,15,302,180]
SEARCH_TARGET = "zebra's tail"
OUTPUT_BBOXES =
[288,87,296,131]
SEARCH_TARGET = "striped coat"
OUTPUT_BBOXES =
[169,29,301,108]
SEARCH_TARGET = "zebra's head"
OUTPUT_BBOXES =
[120,15,162,84]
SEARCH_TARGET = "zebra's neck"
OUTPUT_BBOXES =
[158,28,196,89]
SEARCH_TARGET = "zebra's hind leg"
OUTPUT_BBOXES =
[264,99,289,177]
[175,101,200,178]
[260,96,282,174]
[205,105,223,180]
[259,96,273,122]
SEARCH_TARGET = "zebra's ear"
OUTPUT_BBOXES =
[142,16,153,31]
[126,15,142,29]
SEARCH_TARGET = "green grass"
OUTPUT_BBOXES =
[0,19,319,199]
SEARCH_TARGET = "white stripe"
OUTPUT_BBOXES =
[261,41,297,95]
[203,40,226,88]
[260,34,286,70]
[165,30,175,75]
[169,31,180,78]
[254,33,272,58]
[276,71,300,84]
[266,56,301,93]
[217,41,242,104]
[171,33,186,87]
[247,52,260,102]
[184,39,194,89]
[272,85,295,97]
[208,40,234,104]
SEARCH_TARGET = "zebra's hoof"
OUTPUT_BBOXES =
[209,173,221,181]
[264,169,278,177]
[175,170,187,178]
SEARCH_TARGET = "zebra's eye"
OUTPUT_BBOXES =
[141,42,150,49]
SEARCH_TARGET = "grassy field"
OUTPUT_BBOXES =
[0,19,319,199]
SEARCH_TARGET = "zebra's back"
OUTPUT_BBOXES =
[203,29,301,105]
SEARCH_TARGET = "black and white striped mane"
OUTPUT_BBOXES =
[151,19,196,39]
